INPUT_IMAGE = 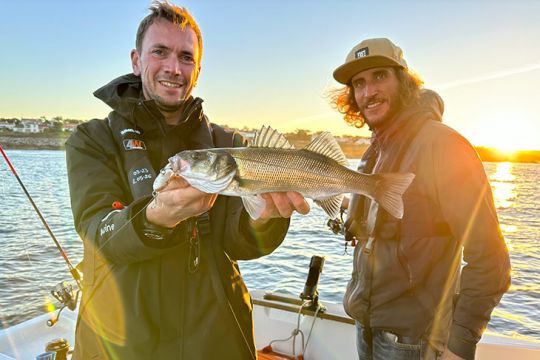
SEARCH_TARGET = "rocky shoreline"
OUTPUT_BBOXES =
[0,135,68,150]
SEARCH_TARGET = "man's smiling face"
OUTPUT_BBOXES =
[131,18,200,116]
[351,67,401,129]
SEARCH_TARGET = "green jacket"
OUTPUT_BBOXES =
[343,90,511,360]
[66,74,289,359]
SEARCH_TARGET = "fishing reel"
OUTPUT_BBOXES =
[326,203,347,235]
[47,281,80,327]
[327,218,345,235]
[326,204,360,253]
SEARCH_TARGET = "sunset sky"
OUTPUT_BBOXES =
[1,0,539,150]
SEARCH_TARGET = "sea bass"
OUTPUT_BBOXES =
[153,126,414,220]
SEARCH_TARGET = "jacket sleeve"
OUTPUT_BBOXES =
[66,122,186,266]
[432,133,511,360]
[221,195,290,260]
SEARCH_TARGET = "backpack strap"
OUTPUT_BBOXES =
[197,123,255,358]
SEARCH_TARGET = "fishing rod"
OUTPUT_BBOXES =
[0,144,82,325]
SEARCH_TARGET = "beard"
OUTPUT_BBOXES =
[142,82,191,114]
[153,94,185,113]
[360,91,403,130]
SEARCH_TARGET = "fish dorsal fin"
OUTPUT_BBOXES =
[304,132,348,166]
[250,126,294,149]
[314,194,344,219]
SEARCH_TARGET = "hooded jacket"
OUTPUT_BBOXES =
[65,74,289,359]
[343,90,510,360]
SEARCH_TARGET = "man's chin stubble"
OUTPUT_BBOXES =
[155,97,185,113]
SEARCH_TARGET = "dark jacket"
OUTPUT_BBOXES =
[66,74,289,359]
[343,90,511,360]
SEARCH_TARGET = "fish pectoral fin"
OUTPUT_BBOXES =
[314,194,344,219]
[241,195,267,220]
[304,132,348,167]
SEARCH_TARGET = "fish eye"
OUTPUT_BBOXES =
[190,152,209,161]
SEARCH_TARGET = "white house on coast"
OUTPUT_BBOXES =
[12,119,42,133]
[0,119,17,131]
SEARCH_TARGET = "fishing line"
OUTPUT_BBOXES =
[0,144,82,291]
[94,195,157,254]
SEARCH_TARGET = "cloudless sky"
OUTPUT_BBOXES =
[1,0,539,150]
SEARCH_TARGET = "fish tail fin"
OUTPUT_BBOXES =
[371,172,415,219]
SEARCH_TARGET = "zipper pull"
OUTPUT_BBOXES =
[188,219,200,273]
[363,236,375,255]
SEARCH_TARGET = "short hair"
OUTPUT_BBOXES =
[329,67,424,128]
[135,1,203,65]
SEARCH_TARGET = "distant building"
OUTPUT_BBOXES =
[0,119,17,131]
[62,123,79,132]
[354,138,371,145]
[13,119,41,133]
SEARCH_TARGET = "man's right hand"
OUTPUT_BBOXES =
[146,175,217,228]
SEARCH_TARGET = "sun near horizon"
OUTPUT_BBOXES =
[462,110,539,153]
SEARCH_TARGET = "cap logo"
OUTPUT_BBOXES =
[355,47,369,59]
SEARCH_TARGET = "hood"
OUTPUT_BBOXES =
[93,73,144,119]
[93,73,205,135]
[418,88,444,122]
[373,88,444,144]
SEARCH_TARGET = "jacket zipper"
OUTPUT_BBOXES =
[188,218,200,274]
[397,244,414,290]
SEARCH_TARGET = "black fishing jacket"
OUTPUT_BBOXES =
[66,74,289,359]
[343,90,511,360]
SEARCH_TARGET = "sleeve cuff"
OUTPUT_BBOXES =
[131,196,188,249]
[447,324,479,360]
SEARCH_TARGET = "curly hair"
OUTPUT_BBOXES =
[329,67,424,128]
[135,1,203,66]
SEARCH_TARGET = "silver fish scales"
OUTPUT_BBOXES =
[154,126,414,220]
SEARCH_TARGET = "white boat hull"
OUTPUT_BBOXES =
[0,290,538,359]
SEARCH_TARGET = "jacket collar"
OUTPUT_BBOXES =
[94,73,206,137]
[372,89,444,150]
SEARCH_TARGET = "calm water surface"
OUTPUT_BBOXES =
[0,150,538,341]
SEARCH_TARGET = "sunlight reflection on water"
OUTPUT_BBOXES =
[490,162,516,209]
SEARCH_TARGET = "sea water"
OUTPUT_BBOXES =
[0,150,538,340]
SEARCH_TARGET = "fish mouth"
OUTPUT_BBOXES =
[178,159,190,172]
[172,158,191,173]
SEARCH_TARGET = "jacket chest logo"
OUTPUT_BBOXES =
[123,139,147,151]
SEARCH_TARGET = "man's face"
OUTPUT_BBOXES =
[351,67,401,129]
[131,18,200,114]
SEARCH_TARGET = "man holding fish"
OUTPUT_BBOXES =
[331,38,511,360]
[65,2,308,359]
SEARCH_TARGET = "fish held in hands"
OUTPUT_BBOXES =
[153,126,414,220]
